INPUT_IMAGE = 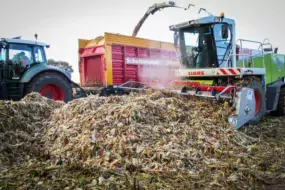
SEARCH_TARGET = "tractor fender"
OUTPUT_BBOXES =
[266,79,285,111]
[20,64,71,83]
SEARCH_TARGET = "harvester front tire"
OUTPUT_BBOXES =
[26,72,73,102]
[272,87,285,116]
[248,81,266,125]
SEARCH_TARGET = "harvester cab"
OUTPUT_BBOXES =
[170,13,285,129]
[170,13,237,70]
[0,37,79,102]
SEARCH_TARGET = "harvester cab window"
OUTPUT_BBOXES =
[180,25,217,69]
[9,44,33,77]
[183,31,199,67]
[213,24,232,67]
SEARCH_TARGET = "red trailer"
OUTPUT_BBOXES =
[78,33,180,89]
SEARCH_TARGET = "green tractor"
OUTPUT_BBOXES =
[0,37,81,102]
[170,12,285,129]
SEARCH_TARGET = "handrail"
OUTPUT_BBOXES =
[236,39,264,68]
[262,39,273,53]
[227,53,264,68]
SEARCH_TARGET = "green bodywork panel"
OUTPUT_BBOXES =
[20,63,71,83]
[190,80,213,85]
[237,54,285,84]
[20,64,42,80]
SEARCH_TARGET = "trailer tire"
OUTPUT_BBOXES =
[248,81,266,125]
[272,87,285,116]
[26,72,72,102]
[99,88,108,96]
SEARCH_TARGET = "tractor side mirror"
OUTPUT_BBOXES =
[174,31,179,47]
[221,24,229,39]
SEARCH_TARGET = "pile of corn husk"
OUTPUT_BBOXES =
[1,90,285,189]
[0,93,63,171]
[41,90,284,189]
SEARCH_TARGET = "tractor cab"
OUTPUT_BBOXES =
[0,37,74,102]
[0,38,49,80]
[170,13,235,69]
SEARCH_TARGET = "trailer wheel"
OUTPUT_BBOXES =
[248,80,266,124]
[99,88,108,96]
[272,87,285,116]
[26,72,72,102]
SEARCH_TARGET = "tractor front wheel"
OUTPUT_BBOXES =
[26,72,73,102]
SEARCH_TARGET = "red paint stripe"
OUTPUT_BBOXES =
[228,68,236,75]
[198,86,232,93]
[237,68,241,73]
[220,69,227,75]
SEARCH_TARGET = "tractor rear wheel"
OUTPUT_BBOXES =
[26,72,72,102]
[272,87,285,116]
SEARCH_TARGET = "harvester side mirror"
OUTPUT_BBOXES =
[174,31,179,47]
[221,24,229,39]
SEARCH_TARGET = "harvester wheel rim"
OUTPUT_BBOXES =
[247,80,266,125]
[254,90,261,115]
[39,83,65,101]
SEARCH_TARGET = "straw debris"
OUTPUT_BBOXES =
[0,93,63,171]
[0,90,285,189]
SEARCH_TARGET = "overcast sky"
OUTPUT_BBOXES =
[1,0,284,82]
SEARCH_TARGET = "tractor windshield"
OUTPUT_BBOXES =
[9,44,33,69]
[7,44,33,78]
[179,24,217,68]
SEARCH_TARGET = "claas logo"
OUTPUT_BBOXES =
[188,71,205,75]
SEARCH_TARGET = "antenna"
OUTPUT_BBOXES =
[34,33,38,44]
[187,4,195,10]
[263,38,270,44]
[198,8,213,16]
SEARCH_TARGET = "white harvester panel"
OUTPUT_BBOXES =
[228,87,256,129]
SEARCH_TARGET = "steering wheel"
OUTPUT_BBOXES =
[191,47,200,56]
